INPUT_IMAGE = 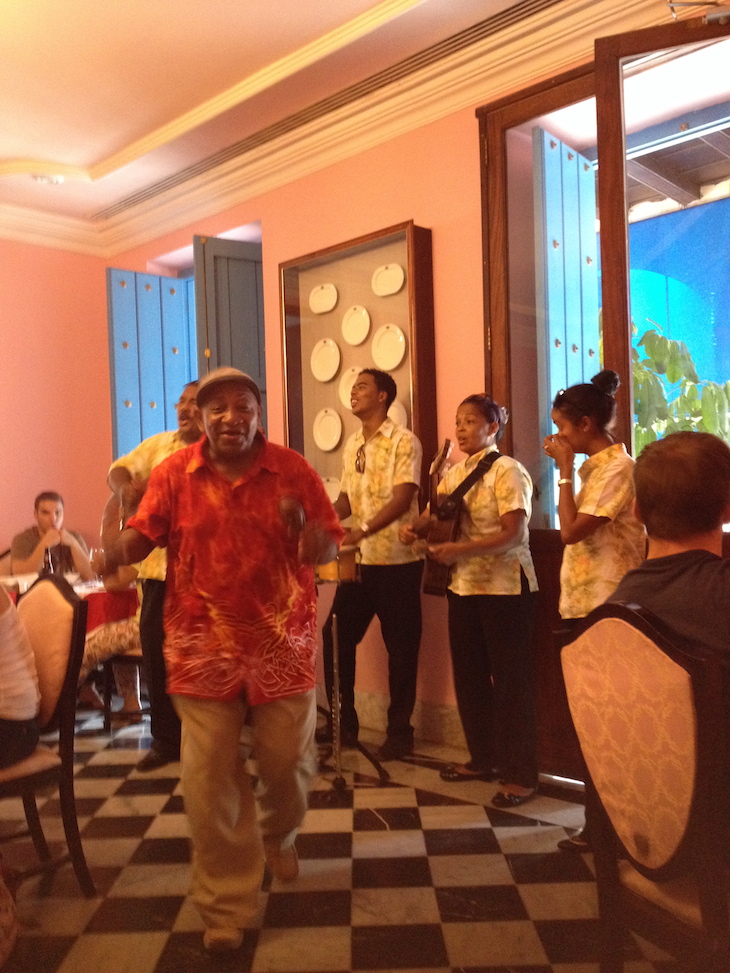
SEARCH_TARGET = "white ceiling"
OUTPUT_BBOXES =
[0,0,522,224]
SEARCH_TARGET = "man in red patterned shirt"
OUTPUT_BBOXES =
[98,368,343,953]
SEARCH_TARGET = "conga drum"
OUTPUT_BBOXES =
[315,544,361,585]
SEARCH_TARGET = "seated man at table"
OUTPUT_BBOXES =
[608,430,730,657]
[11,492,93,580]
[0,587,39,770]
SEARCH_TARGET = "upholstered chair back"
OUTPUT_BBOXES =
[562,614,696,871]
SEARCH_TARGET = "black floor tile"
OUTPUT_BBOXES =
[265,889,351,927]
[415,788,473,806]
[351,923,448,969]
[506,851,595,884]
[2,934,75,973]
[74,764,131,779]
[535,917,643,964]
[40,796,107,817]
[115,777,179,795]
[296,831,352,859]
[424,827,501,856]
[85,895,184,933]
[154,929,258,973]
[435,884,528,922]
[352,856,432,888]
[160,794,185,814]
[82,815,154,838]
[486,806,546,828]
[130,837,191,864]
[459,966,552,972]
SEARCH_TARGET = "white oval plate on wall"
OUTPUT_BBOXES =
[338,366,363,408]
[341,305,371,346]
[308,283,338,314]
[372,324,406,371]
[371,263,405,297]
[310,338,341,382]
[313,408,343,452]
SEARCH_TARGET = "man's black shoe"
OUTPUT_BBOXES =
[314,725,358,748]
[375,737,413,761]
[137,747,179,772]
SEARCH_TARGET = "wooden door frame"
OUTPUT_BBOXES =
[478,16,730,454]
[595,16,730,448]
[477,65,595,456]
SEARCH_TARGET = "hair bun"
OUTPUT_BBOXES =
[591,369,620,397]
[499,405,510,428]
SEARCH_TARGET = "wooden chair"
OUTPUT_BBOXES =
[0,576,95,897]
[561,602,730,972]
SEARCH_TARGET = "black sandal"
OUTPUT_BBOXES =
[440,763,498,782]
[492,787,537,808]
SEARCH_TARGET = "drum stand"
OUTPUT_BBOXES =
[320,612,390,788]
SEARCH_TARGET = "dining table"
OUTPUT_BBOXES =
[0,574,138,630]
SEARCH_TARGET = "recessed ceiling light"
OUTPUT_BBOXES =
[32,174,65,185]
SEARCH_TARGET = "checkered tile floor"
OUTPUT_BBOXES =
[0,712,675,973]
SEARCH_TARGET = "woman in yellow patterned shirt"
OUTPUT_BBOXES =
[543,369,645,847]
[401,394,539,808]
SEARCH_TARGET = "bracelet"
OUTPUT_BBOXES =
[558,478,573,486]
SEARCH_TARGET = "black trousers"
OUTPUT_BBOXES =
[0,717,39,769]
[447,579,538,788]
[140,579,180,757]
[321,561,423,741]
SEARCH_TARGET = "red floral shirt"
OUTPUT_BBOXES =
[128,435,343,703]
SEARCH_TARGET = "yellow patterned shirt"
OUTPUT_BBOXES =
[109,430,195,581]
[559,442,646,619]
[339,419,422,565]
[439,447,538,596]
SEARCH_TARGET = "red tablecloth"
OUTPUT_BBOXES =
[84,587,138,632]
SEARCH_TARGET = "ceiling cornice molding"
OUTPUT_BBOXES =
[0,0,428,185]
[0,0,675,257]
[0,203,103,256]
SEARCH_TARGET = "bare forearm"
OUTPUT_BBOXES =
[557,484,580,542]
[103,528,154,574]
[69,542,94,581]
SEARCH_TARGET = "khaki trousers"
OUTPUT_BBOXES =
[173,689,316,929]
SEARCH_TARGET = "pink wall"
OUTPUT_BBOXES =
[114,107,485,707]
[0,240,111,552]
[2,104,487,710]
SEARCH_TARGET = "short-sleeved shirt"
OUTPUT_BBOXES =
[438,447,538,596]
[559,442,646,619]
[0,601,39,721]
[127,434,343,703]
[110,430,195,582]
[11,527,87,575]
[339,419,422,565]
[608,550,730,660]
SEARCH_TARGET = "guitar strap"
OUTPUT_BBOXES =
[436,451,501,521]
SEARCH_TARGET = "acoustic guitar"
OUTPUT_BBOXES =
[421,440,457,597]
[421,444,503,597]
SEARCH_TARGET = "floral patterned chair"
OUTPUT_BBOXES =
[562,602,730,972]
